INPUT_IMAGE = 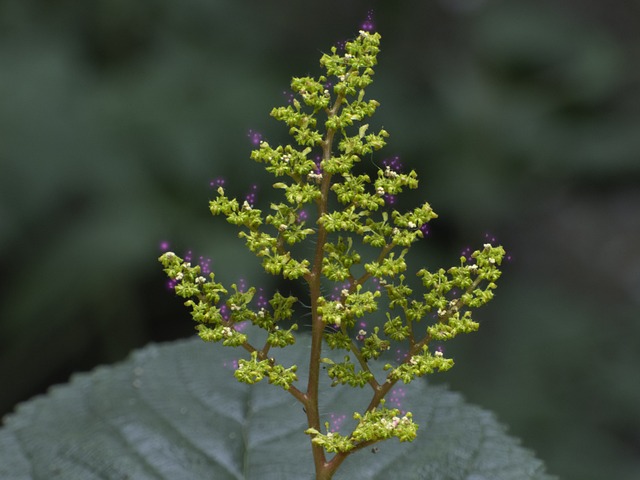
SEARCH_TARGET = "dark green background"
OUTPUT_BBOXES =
[1,1,638,478]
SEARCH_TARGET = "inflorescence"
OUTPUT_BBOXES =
[159,27,505,469]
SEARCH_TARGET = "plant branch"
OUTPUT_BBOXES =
[348,339,380,391]
[306,92,345,476]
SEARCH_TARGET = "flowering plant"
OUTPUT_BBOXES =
[159,28,505,480]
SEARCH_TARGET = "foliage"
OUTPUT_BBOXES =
[0,337,556,479]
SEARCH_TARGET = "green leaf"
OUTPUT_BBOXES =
[0,337,555,480]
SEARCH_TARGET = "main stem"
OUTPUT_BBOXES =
[306,94,344,480]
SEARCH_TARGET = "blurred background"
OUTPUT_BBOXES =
[1,0,639,478]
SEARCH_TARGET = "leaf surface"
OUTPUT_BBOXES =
[0,337,555,479]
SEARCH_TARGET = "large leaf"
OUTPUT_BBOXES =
[0,337,555,479]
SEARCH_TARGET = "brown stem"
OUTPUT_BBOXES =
[348,339,380,391]
[320,452,350,479]
[306,92,346,478]
[285,384,307,405]
[352,242,396,290]
[364,335,429,413]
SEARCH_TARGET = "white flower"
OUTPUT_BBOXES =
[407,221,416,229]
[307,172,323,183]
[376,186,385,196]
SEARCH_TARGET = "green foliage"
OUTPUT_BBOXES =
[158,29,507,479]
[0,338,556,479]
[306,401,417,453]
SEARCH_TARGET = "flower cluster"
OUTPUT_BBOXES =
[159,28,506,477]
[158,251,299,390]
[305,400,417,453]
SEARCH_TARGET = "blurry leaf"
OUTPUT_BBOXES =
[0,336,555,479]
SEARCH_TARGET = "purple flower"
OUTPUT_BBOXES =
[247,129,263,146]
[360,10,376,32]
[210,177,226,189]
[388,386,407,413]
[245,184,258,207]
[328,412,347,432]
[297,209,309,223]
